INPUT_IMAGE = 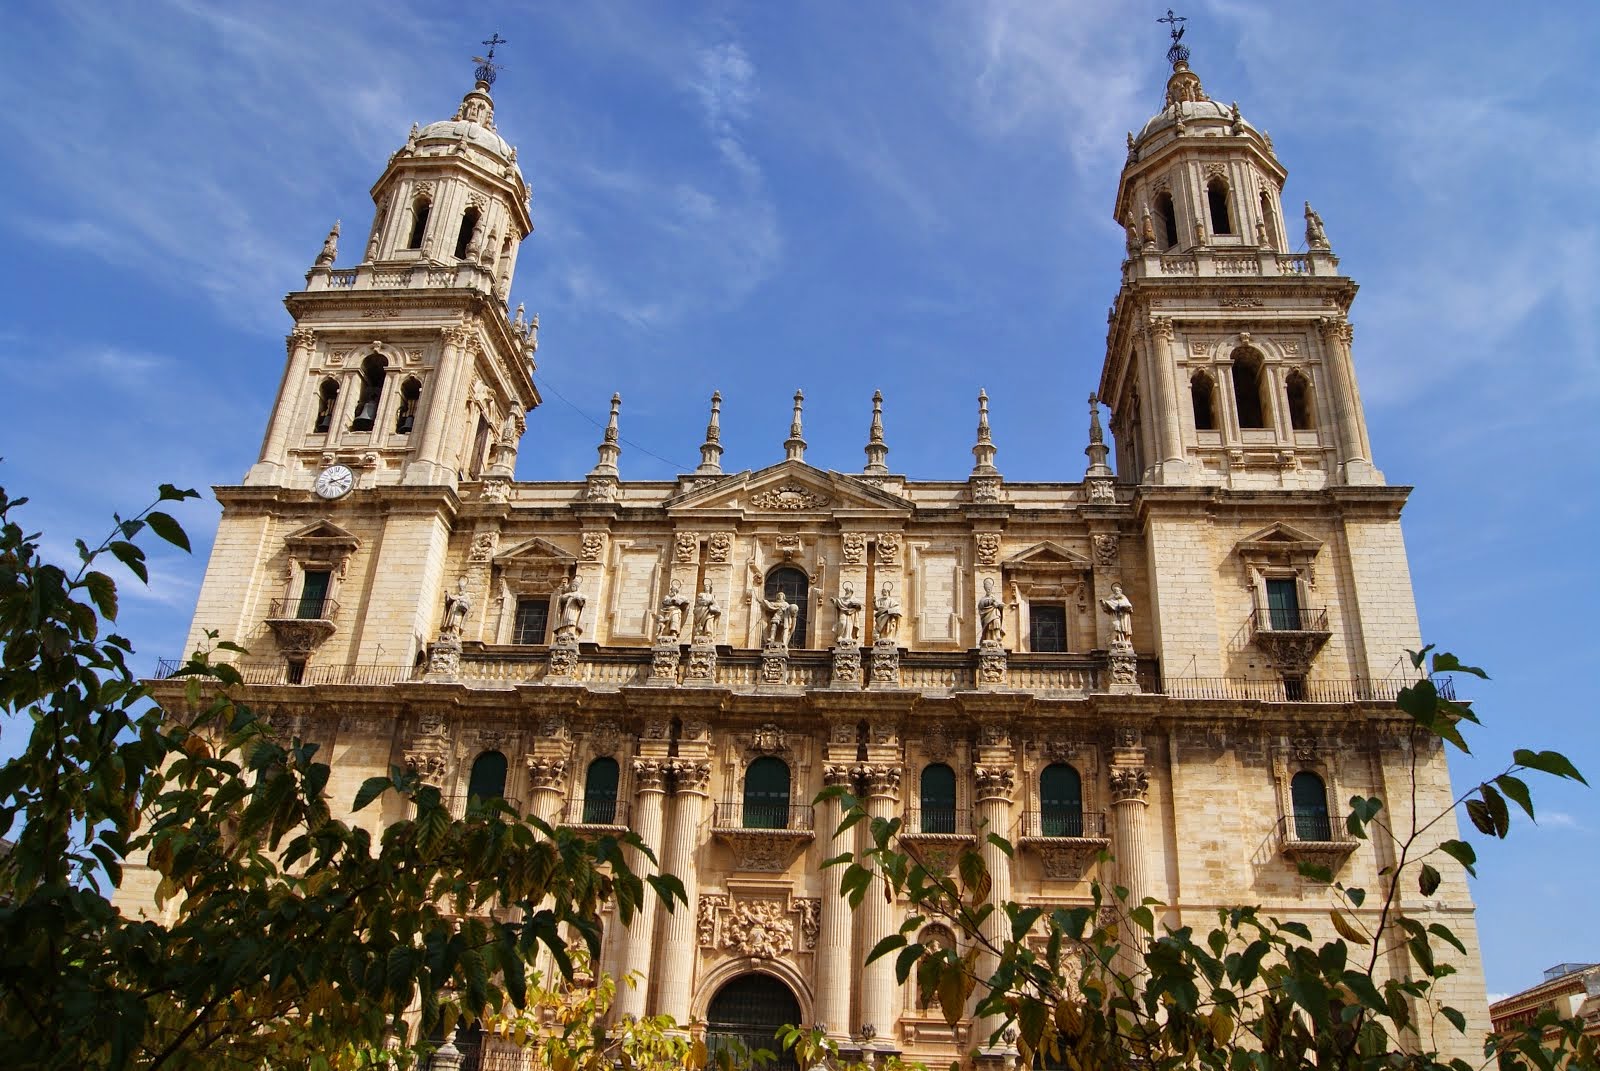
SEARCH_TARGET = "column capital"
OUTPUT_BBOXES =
[824,763,857,788]
[1109,765,1150,804]
[525,754,568,792]
[1148,315,1175,341]
[633,757,669,793]
[669,759,712,796]
[856,763,901,800]
[287,326,317,353]
[974,764,1015,803]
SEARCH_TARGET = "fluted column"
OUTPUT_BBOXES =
[653,761,710,1024]
[858,763,903,1047]
[1316,317,1371,470]
[1109,763,1151,977]
[814,764,858,1043]
[408,324,472,480]
[972,765,1016,1052]
[1146,317,1185,469]
[251,327,317,480]
[614,758,668,1020]
[526,755,570,987]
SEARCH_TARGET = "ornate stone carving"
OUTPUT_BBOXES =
[719,830,813,872]
[823,763,855,788]
[875,533,901,565]
[671,760,712,794]
[1100,582,1133,649]
[655,580,690,644]
[974,765,1015,802]
[1290,737,1319,763]
[760,647,789,684]
[650,644,681,681]
[977,577,1005,645]
[828,645,862,686]
[580,533,606,562]
[922,722,953,762]
[724,899,794,959]
[697,893,727,946]
[873,583,902,643]
[859,764,902,798]
[1219,296,1266,308]
[554,577,586,641]
[584,477,618,503]
[1042,738,1079,763]
[751,485,828,511]
[1108,647,1138,691]
[547,640,579,677]
[684,642,718,681]
[633,758,667,791]
[589,720,622,757]
[748,724,786,756]
[831,582,863,645]
[675,532,699,564]
[841,533,866,565]
[794,897,821,950]
[405,750,447,787]
[267,617,336,654]
[1092,534,1119,568]
[1109,766,1150,803]
[1086,478,1116,504]
[979,722,1010,749]
[978,645,1008,685]
[775,534,802,560]
[692,581,723,643]
[707,531,733,563]
[468,532,498,563]
[970,476,1005,503]
[526,756,568,791]
[480,477,510,504]
[975,533,1000,566]
[869,638,900,685]
[756,591,800,648]
[425,636,461,677]
[439,576,473,640]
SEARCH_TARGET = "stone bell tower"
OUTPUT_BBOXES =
[1099,27,1380,490]
[187,56,542,675]
[245,64,539,493]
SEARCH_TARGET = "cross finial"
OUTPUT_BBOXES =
[473,32,508,86]
[1158,8,1190,67]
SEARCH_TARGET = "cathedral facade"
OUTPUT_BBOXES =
[129,41,1489,1067]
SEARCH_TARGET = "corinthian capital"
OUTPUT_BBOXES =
[857,763,901,799]
[525,755,568,791]
[633,757,667,792]
[1149,316,1175,342]
[670,760,712,795]
[287,327,317,353]
[442,323,476,348]
[1317,316,1353,347]
[974,764,1015,802]
[1109,766,1150,803]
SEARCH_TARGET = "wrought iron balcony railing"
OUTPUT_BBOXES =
[268,596,341,621]
[444,794,523,819]
[713,800,814,832]
[902,807,972,837]
[1019,810,1109,840]
[1159,676,1456,703]
[1250,606,1329,634]
[561,798,630,829]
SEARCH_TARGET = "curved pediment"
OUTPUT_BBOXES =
[667,459,912,517]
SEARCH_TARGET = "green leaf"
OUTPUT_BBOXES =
[895,943,924,985]
[1440,1005,1467,1033]
[108,540,148,583]
[1513,749,1589,786]
[985,832,1014,858]
[1430,652,1488,679]
[353,776,393,812]
[1329,909,1369,946]
[1480,784,1511,838]
[1465,798,1495,836]
[144,511,191,552]
[1419,863,1441,897]
[1438,839,1477,877]
[1296,860,1333,883]
[1428,923,1468,957]
[1494,774,1535,821]
[866,933,907,965]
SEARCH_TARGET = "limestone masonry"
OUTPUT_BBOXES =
[122,38,1490,1067]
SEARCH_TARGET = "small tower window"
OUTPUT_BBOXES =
[582,757,620,825]
[406,196,431,250]
[742,756,791,829]
[1207,178,1234,236]
[1231,349,1269,429]
[466,750,508,806]
[1259,190,1278,248]
[312,378,339,434]
[469,415,491,479]
[1039,763,1084,837]
[394,377,421,434]
[1154,192,1178,251]
[1191,371,1218,431]
[513,596,549,645]
[763,566,810,649]
[1285,371,1314,431]
[350,354,387,432]
[453,206,481,260]
[919,764,957,833]
[1290,771,1331,841]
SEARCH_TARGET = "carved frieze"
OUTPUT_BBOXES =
[841,533,866,565]
[751,485,828,511]
[697,893,727,946]
[580,533,606,562]
[707,532,733,563]
[675,532,699,564]
[975,533,1001,566]
[875,533,901,566]
[1092,534,1119,568]
[723,899,793,959]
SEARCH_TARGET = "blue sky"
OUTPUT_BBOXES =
[1,2,1594,996]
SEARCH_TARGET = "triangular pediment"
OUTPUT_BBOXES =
[1002,540,1092,571]
[1237,523,1323,556]
[285,520,359,549]
[668,459,912,516]
[495,535,578,565]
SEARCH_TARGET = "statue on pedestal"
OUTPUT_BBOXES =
[874,582,902,643]
[831,582,863,645]
[692,580,722,643]
[655,580,690,643]
[756,590,800,648]
[554,576,586,642]
[977,577,1005,645]
[441,576,472,639]
[1100,582,1134,649]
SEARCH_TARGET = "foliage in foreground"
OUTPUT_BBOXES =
[824,653,1594,1071]
[0,483,682,1070]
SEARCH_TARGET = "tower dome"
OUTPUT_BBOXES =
[411,80,521,176]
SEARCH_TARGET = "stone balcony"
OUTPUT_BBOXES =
[1121,246,1341,283]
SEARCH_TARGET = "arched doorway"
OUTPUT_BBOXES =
[705,973,802,1071]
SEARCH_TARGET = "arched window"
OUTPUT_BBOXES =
[1190,371,1217,431]
[705,975,802,1071]
[1154,192,1178,251]
[453,206,481,260]
[1231,348,1269,429]
[395,377,421,434]
[763,566,809,649]
[406,196,431,250]
[1039,763,1083,837]
[582,757,619,825]
[919,763,957,834]
[350,354,387,432]
[1259,190,1278,248]
[312,377,339,434]
[497,234,513,271]
[1290,771,1331,841]
[1207,178,1233,236]
[1285,371,1314,431]
[466,750,508,805]
[742,756,791,829]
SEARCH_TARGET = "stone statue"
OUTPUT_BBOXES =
[874,582,902,643]
[1100,582,1134,649]
[440,576,472,638]
[1124,221,1141,258]
[831,582,863,645]
[1304,201,1328,249]
[656,580,690,643]
[756,590,800,648]
[554,576,586,641]
[977,577,1005,645]
[693,580,722,642]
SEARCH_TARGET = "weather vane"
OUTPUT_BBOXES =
[473,32,507,86]
[1158,8,1189,66]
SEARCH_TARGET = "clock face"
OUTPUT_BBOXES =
[314,464,355,500]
